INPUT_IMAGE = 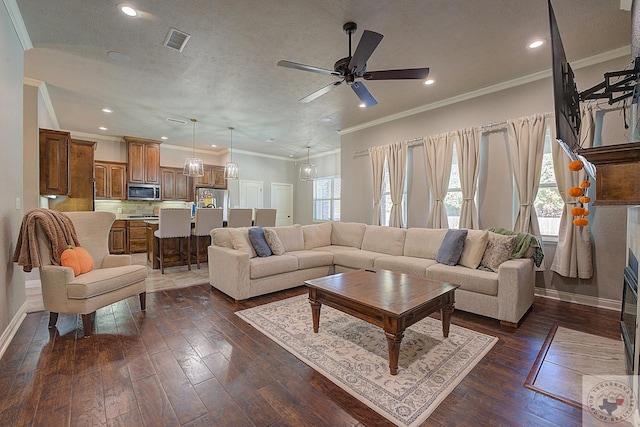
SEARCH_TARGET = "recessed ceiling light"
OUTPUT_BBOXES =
[320,117,331,123]
[99,126,107,131]
[359,103,366,108]
[161,136,168,140]
[528,39,545,49]
[289,154,294,158]
[119,4,138,17]
[101,108,113,113]
[107,51,130,62]
[211,144,217,148]
[424,79,435,85]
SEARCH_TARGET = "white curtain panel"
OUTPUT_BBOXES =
[456,128,482,229]
[369,146,387,226]
[387,142,407,228]
[423,132,455,228]
[506,114,546,239]
[550,106,594,279]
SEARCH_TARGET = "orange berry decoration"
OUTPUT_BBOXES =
[573,217,589,226]
[580,180,591,188]
[579,196,591,204]
[582,209,589,216]
[568,187,584,197]
[568,160,584,171]
[571,207,585,216]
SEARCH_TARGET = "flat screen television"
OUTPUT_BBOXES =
[548,0,596,179]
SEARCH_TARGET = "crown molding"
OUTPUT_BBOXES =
[339,46,631,136]
[3,0,32,50]
[23,77,60,130]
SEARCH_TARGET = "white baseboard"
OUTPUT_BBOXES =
[535,287,621,312]
[0,301,28,361]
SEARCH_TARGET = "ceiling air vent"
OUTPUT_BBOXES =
[164,28,191,52]
[166,117,187,125]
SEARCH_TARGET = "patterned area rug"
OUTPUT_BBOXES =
[236,294,497,427]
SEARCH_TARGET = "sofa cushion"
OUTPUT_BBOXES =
[373,256,437,278]
[288,250,334,269]
[404,228,448,259]
[249,254,298,279]
[228,228,257,258]
[333,249,385,269]
[311,245,360,254]
[480,231,518,272]
[436,229,468,265]
[361,225,406,256]
[67,265,147,299]
[426,264,498,296]
[248,227,272,257]
[302,222,332,249]
[272,224,304,252]
[331,222,367,248]
[264,228,285,255]
[458,230,489,269]
[211,228,234,248]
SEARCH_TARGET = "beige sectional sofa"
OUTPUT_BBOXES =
[208,222,535,326]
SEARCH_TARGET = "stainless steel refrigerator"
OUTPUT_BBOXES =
[196,188,229,218]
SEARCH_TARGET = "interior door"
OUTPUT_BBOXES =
[271,182,293,226]
[239,180,263,211]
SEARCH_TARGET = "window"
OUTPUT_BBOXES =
[445,149,462,229]
[380,160,407,227]
[313,176,341,221]
[534,127,562,237]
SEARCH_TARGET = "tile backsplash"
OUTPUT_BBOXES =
[95,200,188,216]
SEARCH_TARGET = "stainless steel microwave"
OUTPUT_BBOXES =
[127,184,160,201]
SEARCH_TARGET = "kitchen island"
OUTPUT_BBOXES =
[145,220,210,269]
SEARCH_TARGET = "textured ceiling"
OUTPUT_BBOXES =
[16,0,632,159]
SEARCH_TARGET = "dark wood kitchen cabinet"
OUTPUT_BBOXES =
[95,161,127,200]
[161,167,193,201]
[109,220,127,254]
[125,136,161,185]
[39,129,69,196]
[195,164,227,189]
[128,220,148,253]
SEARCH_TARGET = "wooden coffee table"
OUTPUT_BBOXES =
[304,269,459,375]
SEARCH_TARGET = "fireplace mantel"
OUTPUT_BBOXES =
[577,142,640,205]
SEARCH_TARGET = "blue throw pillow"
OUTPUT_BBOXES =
[436,229,468,266]
[248,227,272,257]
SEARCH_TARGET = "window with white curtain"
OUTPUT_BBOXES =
[445,149,462,229]
[313,176,341,221]
[380,160,407,227]
[534,127,562,237]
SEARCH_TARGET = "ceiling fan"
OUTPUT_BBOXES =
[277,22,429,108]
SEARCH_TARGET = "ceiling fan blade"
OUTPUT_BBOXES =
[299,80,344,103]
[348,30,384,74]
[277,60,339,76]
[351,81,378,107]
[363,68,430,80]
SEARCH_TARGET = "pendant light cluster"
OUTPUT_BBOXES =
[299,146,317,181]
[183,118,204,177]
[224,126,239,180]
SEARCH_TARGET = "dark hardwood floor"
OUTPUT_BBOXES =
[0,283,622,426]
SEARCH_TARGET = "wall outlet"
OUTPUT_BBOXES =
[117,208,122,214]
[16,197,21,210]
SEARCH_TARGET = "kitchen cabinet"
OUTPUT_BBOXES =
[95,161,127,200]
[125,136,161,185]
[128,220,148,253]
[39,129,69,196]
[109,220,127,254]
[161,167,193,201]
[196,164,227,189]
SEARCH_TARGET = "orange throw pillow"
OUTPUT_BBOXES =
[60,246,94,276]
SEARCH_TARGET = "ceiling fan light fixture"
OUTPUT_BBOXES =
[299,146,317,181]
[225,127,239,180]
[183,118,204,177]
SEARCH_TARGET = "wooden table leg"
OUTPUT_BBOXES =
[385,331,404,375]
[441,302,455,338]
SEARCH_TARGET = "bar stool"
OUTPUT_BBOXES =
[254,208,277,227]
[191,208,223,268]
[154,208,191,274]
[227,208,253,227]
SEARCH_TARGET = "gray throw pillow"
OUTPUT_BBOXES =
[248,227,272,257]
[436,229,468,266]
[480,231,518,272]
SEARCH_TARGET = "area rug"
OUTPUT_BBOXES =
[236,294,497,427]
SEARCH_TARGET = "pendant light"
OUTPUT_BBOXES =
[224,126,239,180]
[183,118,204,177]
[299,146,317,181]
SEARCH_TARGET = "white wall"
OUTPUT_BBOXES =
[340,55,630,302]
[0,1,27,345]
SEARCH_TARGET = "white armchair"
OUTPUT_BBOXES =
[35,211,147,337]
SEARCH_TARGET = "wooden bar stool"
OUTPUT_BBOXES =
[191,208,223,268]
[154,208,191,274]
